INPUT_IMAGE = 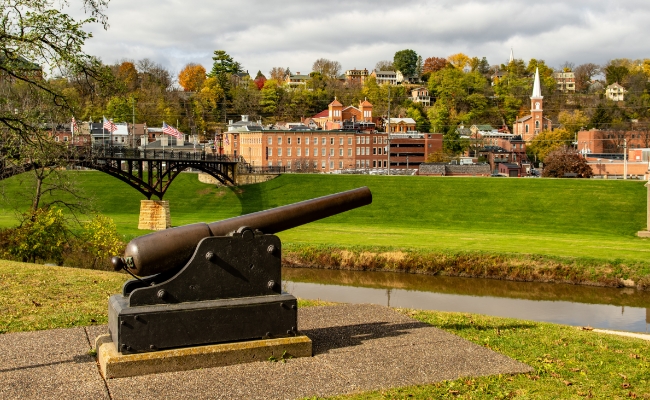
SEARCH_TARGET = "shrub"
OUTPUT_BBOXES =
[6,208,68,264]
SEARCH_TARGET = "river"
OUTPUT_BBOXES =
[282,267,650,333]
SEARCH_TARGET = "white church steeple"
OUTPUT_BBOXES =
[509,48,514,63]
[531,67,542,99]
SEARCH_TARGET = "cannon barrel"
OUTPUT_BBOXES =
[120,187,372,276]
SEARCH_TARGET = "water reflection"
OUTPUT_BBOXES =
[283,268,650,333]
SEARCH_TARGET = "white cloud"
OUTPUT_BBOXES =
[70,0,650,76]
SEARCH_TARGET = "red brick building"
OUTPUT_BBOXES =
[512,68,553,141]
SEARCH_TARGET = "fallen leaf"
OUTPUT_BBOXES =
[581,326,594,331]
[629,354,640,359]
[564,381,573,386]
[449,390,459,396]
[622,383,631,389]
[570,368,581,372]
[31,300,41,307]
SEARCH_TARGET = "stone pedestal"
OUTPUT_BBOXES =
[637,182,650,237]
[95,333,312,379]
[138,200,171,230]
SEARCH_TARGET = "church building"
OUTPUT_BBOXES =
[512,68,552,141]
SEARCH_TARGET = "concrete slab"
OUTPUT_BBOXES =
[104,304,532,399]
[0,327,108,400]
[0,304,532,399]
[97,333,312,378]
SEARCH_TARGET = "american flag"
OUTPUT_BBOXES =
[71,116,79,134]
[103,116,118,132]
[162,122,184,139]
[224,133,230,145]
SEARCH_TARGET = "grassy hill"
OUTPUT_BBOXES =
[1,172,649,264]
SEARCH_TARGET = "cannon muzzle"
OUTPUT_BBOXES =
[120,187,372,276]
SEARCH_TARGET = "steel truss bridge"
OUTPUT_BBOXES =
[1,146,240,200]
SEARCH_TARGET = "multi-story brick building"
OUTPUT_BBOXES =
[345,68,369,84]
[222,116,443,173]
[553,71,576,93]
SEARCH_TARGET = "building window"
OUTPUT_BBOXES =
[267,137,272,145]
[361,137,365,145]
[305,148,309,156]
[297,137,301,144]
[277,161,282,167]
[339,161,343,169]
[329,161,334,169]
[339,148,343,156]
[525,125,529,133]
[535,121,539,129]
[312,137,317,144]
[361,147,365,155]
[322,137,326,145]
[313,161,318,168]
[278,137,282,145]
[373,160,377,167]
[356,136,361,144]
[366,147,369,155]
[330,138,334,145]
[356,160,360,168]
[330,148,334,156]
[305,137,310,145]
[268,148,272,156]
[321,148,326,156]
[287,137,291,145]
[373,137,377,144]
[356,147,360,155]
[321,161,326,169]
[373,147,377,155]
[339,138,343,145]
[268,161,272,167]
[348,138,352,145]
[297,148,301,157]
[287,148,291,157]
[287,161,291,169]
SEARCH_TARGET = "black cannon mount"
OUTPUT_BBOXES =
[108,227,297,354]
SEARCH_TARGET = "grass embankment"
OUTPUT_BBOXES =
[0,261,330,334]
[1,172,650,286]
[329,310,650,399]
[1,262,648,398]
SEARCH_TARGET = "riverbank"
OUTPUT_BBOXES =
[1,261,648,398]
[283,244,650,291]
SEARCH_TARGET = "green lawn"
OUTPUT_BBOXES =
[1,261,648,399]
[1,172,649,264]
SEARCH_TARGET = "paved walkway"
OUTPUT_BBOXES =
[0,304,531,399]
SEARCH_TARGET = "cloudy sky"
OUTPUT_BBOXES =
[76,0,649,79]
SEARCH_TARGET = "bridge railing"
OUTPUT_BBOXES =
[85,146,237,162]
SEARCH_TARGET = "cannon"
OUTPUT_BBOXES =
[107,187,372,354]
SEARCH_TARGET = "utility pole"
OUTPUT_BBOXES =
[132,99,136,148]
[387,86,391,176]
[623,138,627,180]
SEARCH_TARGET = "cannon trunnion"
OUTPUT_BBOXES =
[108,229,296,354]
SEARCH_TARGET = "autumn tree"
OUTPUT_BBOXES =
[542,146,593,178]
[375,60,394,71]
[558,110,589,135]
[574,63,600,92]
[254,71,266,90]
[1,0,108,147]
[178,63,206,92]
[423,57,448,74]
[528,128,573,161]
[393,49,418,77]
[269,67,289,82]
[604,64,629,85]
[312,58,341,79]
[447,53,470,70]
